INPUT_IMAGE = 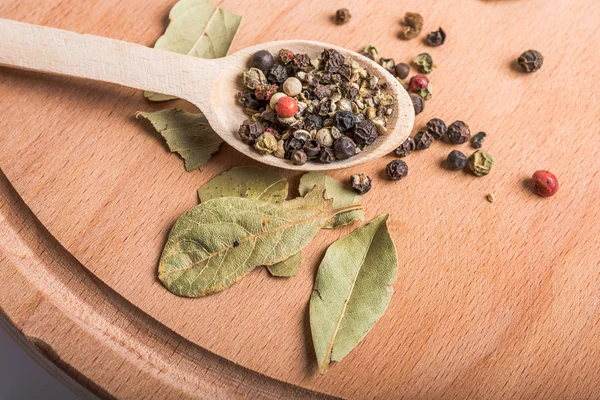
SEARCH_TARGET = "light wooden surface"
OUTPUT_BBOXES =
[1,0,599,399]
[0,18,413,171]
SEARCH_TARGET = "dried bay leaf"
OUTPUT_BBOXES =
[299,172,365,228]
[266,252,302,277]
[137,109,223,171]
[159,187,362,297]
[198,166,288,204]
[145,0,242,101]
[310,214,397,374]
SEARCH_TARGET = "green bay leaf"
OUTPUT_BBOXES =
[158,187,358,297]
[310,214,397,374]
[198,166,288,204]
[137,109,223,171]
[299,172,365,228]
[266,252,301,277]
[145,0,242,101]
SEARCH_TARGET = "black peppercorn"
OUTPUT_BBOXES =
[304,114,324,130]
[238,92,262,111]
[333,136,356,160]
[334,110,356,132]
[414,130,434,150]
[471,131,487,149]
[350,173,372,194]
[334,8,351,25]
[386,160,409,180]
[517,50,543,73]
[394,137,415,157]
[303,139,321,157]
[353,120,379,146]
[292,53,311,72]
[291,149,308,165]
[322,49,346,73]
[446,150,468,171]
[446,121,471,144]
[251,50,274,72]
[425,28,446,46]
[267,64,288,84]
[394,63,410,80]
[238,120,263,144]
[409,93,424,115]
[426,118,447,140]
[318,147,336,163]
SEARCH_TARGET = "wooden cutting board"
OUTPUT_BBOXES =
[1,0,599,398]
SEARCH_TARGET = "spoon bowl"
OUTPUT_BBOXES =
[0,19,414,171]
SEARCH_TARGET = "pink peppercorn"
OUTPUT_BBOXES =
[532,170,559,197]
[275,96,298,118]
[409,74,429,92]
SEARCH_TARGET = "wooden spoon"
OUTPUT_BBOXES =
[0,18,414,171]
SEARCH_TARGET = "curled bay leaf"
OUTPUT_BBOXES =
[266,252,302,277]
[310,214,397,374]
[159,187,361,297]
[137,109,223,171]
[198,166,288,204]
[145,0,242,101]
[299,172,365,228]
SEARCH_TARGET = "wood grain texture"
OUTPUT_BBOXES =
[0,18,413,171]
[1,0,599,399]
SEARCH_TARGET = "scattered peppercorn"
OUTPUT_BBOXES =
[532,170,559,197]
[518,50,543,73]
[386,160,409,180]
[426,118,447,140]
[426,28,446,46]
[334,136,357,160]
[414,130,434,150]
[414,53,436,74]
[399,12,424,40]
[251,50,274,72]
[410,93,424,115]
[471,131,487,149]
[334,8,351,25]
[379,58,395,72]
[394,137,416,157]
[468,150,494,176]
[486,193,495,203]
[350,173,372,194]
[359,45,378,60]
[409,74,429,92]
[394,63,410,79]
[446,150,468,171]
[447,121,471,144]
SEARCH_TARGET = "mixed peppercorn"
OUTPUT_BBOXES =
[237,47,395,165]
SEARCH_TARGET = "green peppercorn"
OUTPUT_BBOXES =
[242,68,268,89]
[446,150,467,171]
[386,160,409,180]
[333,137,357,160]
[254,132,278,154]
[468,150,494,176]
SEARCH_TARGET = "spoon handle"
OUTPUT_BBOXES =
[0,18,218,103]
